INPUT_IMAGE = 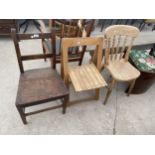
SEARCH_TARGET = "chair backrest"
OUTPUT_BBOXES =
[49,19,94,38]
[61,37,103,82]
[48,19,79,38]
[104,25,139,64]
[50,19,95,63]
[11,28,56,73]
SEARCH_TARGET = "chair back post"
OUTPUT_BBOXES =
[104,25,140,64]
[11,29,56,72]
[11,28,24,73]
[96,37,104,71]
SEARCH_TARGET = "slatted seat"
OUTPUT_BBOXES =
[106,59,140,81]
[69,64,107,92]
[61,37,107,104]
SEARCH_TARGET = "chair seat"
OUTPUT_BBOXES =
[16,68,68,107]
[69,63,107,92]
[106,59,140,81]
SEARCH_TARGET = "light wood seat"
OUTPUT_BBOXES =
[103,25,141,105]
[69,63,107,92]
[106,59,140,81]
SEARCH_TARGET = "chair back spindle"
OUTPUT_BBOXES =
[105,25,139,65]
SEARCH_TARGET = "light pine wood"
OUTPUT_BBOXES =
[69,64,107,92]
[105,25,140,63]
[61,37,107,103]
[49,19,52,29]
[106,59,140,81]
[104,25,141,104]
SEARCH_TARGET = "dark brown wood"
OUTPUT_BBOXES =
[21,53,52,61]
[11,29,69,124]
[11,29,24,73]
[17,32,54,40]
[0,19,18,36]
[11,28,56,70]
[40,19,94,67]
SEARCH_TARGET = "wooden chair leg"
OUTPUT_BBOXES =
[103,79,116,105]
[127,79,136,96]
[95,88,100,100]
[62,95,69,114]
[42,40,47,61]
[16,105,27,124]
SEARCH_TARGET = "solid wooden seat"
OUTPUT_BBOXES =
[16,68,68,106]
[69,63,107,92]
[106,59,140,81]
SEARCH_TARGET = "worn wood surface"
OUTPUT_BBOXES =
[16,68,69,107]
[11,29,69,124]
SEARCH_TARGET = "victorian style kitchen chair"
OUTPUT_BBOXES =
[139,19,155,31]
[103,25,140,105]
[38,19,94,68]
[11,29,69,124]
[61,37,107,104]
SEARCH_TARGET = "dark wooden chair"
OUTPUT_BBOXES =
[11,29,69,125]
[38,19,95,67]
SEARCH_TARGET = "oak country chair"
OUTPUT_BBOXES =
[11,29,69,124]
[38,19,94,68]
[61,37,107,103]
[103,25,141,105]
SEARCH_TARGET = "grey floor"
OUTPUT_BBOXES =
[0,24,155,135]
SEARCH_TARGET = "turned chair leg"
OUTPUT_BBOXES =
[127,79,136,96]
[62,95,69,114]
[103,79,116,105]
[16,105,27,124]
